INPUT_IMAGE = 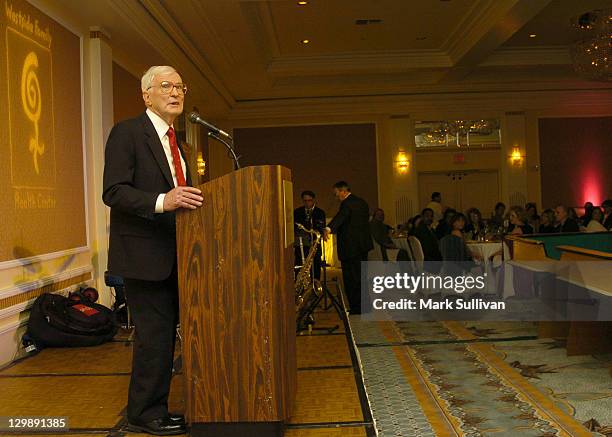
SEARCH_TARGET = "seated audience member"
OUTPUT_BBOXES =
[440,213,479,276]
[414,208,442,261]
[525,202,540,232]
[399,214,421,236]
[539,209,557,233]
[489,202,506,231]
[507,206,534,235]
[369,208,397,261]
[435,208,456,240]
[464,208,485,240]
[555,205,580,233]
[585,207,607,233]
[603,199,612,230]
[580,202,594,226]
[440,213,474,262]
[426,192,444,224]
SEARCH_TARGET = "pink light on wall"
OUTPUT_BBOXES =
[540,117,611,209]
[581,173,603,206]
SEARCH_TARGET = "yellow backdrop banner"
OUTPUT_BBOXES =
[1,0,86,264]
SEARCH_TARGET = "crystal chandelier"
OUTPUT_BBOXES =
[570,9,611,81]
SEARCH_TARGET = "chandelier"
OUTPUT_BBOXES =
[441,119,497,136]
[415,119,500,148]
[570,9,612,81]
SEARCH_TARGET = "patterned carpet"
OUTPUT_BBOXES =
[350,317,612,436]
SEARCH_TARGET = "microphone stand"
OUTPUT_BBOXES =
[207,131,241,171]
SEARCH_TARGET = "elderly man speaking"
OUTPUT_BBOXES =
[103,66,203,435]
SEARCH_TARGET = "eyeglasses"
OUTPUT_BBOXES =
[147,81,187,95]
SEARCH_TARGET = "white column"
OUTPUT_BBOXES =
[87,28,114,307]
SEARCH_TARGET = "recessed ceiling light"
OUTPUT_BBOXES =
[301,39,310,44]
[297,1,308,5]
[529,33,537,38]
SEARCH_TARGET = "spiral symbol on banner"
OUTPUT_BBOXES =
[21,52,44,175]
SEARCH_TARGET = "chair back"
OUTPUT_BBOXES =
[408,236,425,272]
[368,237,384,261]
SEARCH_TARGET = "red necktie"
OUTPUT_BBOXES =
[167,127,186,186]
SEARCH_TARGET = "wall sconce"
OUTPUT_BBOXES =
[395,150,410,174]
[509,147,524,166]
[197,152,206,176]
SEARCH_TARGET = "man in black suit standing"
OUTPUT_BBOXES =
[103,65,203,436]
[294,190,326,280]
[324,181,373,314]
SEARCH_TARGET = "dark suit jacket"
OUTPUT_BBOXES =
[328,194,373,261]
[604,213,612,230]
[294,205,326,246]
[556,218,580,233]
[102,112,192,282]
[414,222,442,261]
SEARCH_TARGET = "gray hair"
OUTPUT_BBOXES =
[141,65,177,92]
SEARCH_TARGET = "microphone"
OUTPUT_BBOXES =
[187,112,232,139]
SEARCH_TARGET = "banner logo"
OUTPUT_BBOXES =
[6,26,55,188]
[21,51,44,174]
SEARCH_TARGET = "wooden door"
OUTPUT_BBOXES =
[418,171,499,214]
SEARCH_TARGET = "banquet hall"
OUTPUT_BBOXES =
[0,1,611,436]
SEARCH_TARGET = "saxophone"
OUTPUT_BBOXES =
[295,223,323,331]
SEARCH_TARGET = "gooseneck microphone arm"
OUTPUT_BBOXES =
[187,111,240,170]
[207,131,241,170]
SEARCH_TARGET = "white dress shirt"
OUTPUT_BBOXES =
[146,109,187,213]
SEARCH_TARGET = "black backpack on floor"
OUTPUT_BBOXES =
[24,291,118,350]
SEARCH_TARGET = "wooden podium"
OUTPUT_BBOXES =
[176,165,296,437]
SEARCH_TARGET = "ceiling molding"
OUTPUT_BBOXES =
[267,50,451,77]
[227,88,612,122]
[440,0,513,63]
[440,0,552,82]
[105,0,232,113]
[240,1,281,62]
[236,72,611,101]
[481,46,571,66]
[186,0,238,68]
[138,0,235,107]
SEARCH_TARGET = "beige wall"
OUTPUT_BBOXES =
[113,62,143,124]
[234,124,378,215]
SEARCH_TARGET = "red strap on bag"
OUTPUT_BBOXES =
[72,304,99,317]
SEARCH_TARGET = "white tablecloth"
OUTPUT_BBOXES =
[467,241,503,294]
[466,241,503,265]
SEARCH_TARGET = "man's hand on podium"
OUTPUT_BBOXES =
[163,186,203,211]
